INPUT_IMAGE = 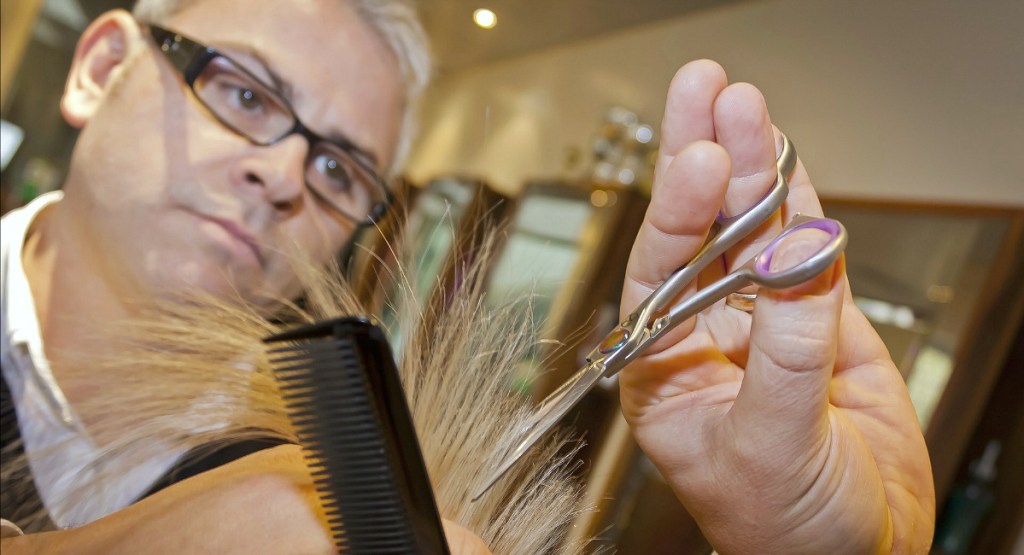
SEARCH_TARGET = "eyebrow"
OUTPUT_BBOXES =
[212,41,296,106]
[212,40,382,169]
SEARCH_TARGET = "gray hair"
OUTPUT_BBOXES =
[132,0,432,175]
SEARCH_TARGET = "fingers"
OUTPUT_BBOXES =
[622,60,732,322]
[657,60,779,225]
[655,59,727,181]
[713,83,778,218]
[626,61,781,308]
[621,141,730,322]
[713,87,795,282]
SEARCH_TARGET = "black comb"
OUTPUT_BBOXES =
[264,317,450,554]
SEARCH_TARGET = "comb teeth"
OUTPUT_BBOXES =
[266,318,449,554]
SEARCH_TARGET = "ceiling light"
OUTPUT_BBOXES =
[473,9,497,29]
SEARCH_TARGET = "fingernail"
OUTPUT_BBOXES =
[770,229,836,295]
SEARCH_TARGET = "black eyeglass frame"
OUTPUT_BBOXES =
[144,23,394,225]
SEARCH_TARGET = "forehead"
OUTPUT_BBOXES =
[165,0,404,167]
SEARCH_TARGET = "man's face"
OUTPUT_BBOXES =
[65,0,404,308]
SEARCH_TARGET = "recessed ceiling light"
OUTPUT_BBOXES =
[473,8,497,29]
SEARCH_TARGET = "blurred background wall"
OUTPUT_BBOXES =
[406,0,1023,205]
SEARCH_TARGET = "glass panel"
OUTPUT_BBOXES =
[822,203,1010,429]
[382,178,476,351]
[406,178,475,300]
[486,190,595,391]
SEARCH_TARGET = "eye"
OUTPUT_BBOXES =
[233,87,263,111]
[312,152,353,192]
[215,80,267,114]
[197,58,281,121]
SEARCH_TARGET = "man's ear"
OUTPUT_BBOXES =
[61,9,142,129]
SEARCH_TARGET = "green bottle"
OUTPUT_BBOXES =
[933,440,1000,555]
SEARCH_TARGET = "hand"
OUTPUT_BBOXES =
[1,445,491,554]
[618,60,935,554]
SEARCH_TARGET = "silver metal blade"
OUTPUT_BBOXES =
[472,362,605,501]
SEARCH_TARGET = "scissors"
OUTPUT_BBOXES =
[473,135,848,500]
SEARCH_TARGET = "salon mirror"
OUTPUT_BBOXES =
[819,199,1024,507]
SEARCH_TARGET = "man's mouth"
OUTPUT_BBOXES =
[199,214,265,268]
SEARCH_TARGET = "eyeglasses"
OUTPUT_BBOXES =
[145,24,393,225]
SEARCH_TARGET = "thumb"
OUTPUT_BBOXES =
[731,228,845,442]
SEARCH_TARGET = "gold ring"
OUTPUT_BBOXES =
[726,292,757,313]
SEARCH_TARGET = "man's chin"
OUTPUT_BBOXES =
[151,266,258,305]
[138,258,302,315]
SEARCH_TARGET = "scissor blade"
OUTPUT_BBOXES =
[472,362,606,501]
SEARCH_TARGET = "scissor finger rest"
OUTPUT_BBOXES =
[747,215,847,288]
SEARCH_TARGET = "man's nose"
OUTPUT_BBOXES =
[235,134,309,213]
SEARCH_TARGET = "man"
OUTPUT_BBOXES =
[0,0,934,553]
[1,0,479,551]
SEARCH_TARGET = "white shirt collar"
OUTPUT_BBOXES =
[1,191,74,425]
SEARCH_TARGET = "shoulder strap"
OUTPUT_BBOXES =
[1,371,55,531]
[141,436,290,499]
